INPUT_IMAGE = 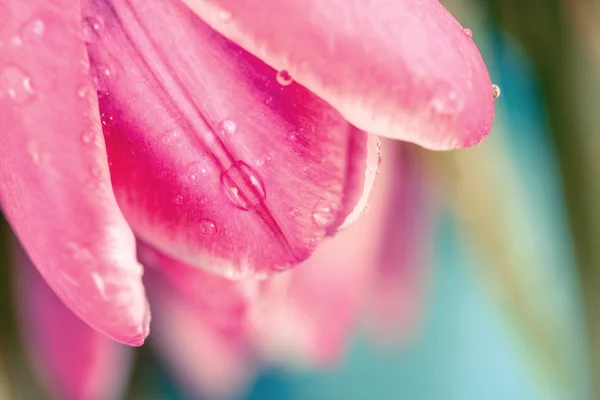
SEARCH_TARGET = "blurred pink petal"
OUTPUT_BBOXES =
[0,0,149,345]
[143,259,254,399]
[14,241,133,400]
[367,144,432,342]
[183,0,495,150]
[83,0,378,277]
[251,140,409,365]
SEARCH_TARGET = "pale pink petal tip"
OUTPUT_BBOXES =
[14,242,134,400]
[184,0,495,150]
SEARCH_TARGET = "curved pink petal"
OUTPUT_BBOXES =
[83,0,379,277]
[182,0,495,150]
[143,264,254,399]
[366,142,433,342]
[14,241,133,400]
[0,0,149,344]
[250,140,398,366]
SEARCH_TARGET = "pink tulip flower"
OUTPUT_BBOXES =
[1,0,494,396]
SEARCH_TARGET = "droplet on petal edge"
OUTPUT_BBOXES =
[311,199,336,227]
[463,28,473,38]
[492,84,501,99]
[276,70,293,86]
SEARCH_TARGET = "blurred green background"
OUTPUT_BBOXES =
[2,0,600,398]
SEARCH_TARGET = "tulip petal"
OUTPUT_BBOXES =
[182,0,495,150]
[367,143,432,341]
[142,255,254,399]
[14,241,133,400]
[0,0,149,345]
[251,140,399,365]
[83,0,378,277]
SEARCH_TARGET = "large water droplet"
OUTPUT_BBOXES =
[220,161,266,210]
[0,65,35,104]
[199,219,217,237]
[462,28,473,38]
[82,16,105,43]
[492,84,501,99]
[312,199,336,227]
[22,19,45,42]
[218,119,237,137]
[276,70,293,86]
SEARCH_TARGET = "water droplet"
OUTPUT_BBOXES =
[288,207,300,218]
[288,132,299,142]
[174,194,184,205]
[219,10,232,22]
[220,161,266,210]
[276,70,293,86]
[77,85,89,98]
[199,197,209,208]
[463,28,473,38]
[219,119,236,136]
[492,84,501,99]
[22,19,45,42]
[100,113,114,127]
[0,65,35,104]
[82,16,104,43]
[81,130,95,144]
[265,96,273,106]
[362,205,369,213]
[431,84,462,115]
[312,199,336,227]
[199,219,217,237]
[162,129,182,145]
[10,35,22,47]
[185,161,211,184]
[91,63,115,91]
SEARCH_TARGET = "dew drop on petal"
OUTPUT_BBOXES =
[185,161,210,185]
[199,219,217,237]
[219,10,232,23]
[0,65,35,104]
[77,85,90,99]
[218,119,237,136]
[82,16,105,43]
[100,113,114,127]
[22,19,45,42]
[199,197,209,208]
[462,28,473,38]
[174,194,184,205]
[492,84,501,99]
[81,130,95,144]
[276,70,293,86]
[288,207,300,218]
[221,161,266,210]
[162,129,182,145]
[312,199,336,227]
[431,83,463,115]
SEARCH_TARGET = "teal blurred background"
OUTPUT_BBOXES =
[2,0,600,398]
